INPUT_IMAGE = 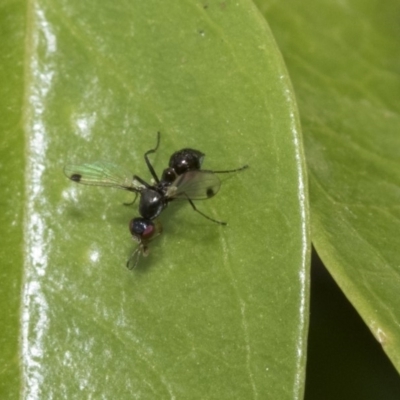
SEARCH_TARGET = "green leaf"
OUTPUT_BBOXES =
[258,0,400,371]
[0,0,26,398]
[3,0,309,398]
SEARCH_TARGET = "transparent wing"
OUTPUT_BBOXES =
[166,170,221,200]
[63,161,141,191]
[126,246,142,270]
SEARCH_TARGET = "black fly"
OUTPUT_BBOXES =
[64,133,248,268]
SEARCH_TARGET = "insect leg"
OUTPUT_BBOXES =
[208,164,249,174]
[143,132,161,184]
[133,174,152,188]
[123,192,138,206]
[185,196,227,226]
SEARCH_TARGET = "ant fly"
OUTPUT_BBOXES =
[64,133,248,268]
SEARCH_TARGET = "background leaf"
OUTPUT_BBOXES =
[6,0,310,399]
[0,0,26,398]
[257,0,400,373]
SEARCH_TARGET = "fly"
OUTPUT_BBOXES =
[64,133,248,268]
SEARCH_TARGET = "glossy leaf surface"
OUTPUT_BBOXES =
[1,0,308,398]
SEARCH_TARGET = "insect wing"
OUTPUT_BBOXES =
[167,170,221,200]
[127,246,142,270]
[64,161,140,191]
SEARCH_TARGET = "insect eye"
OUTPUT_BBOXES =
[129,218,155,240]
[142,224,155,239]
